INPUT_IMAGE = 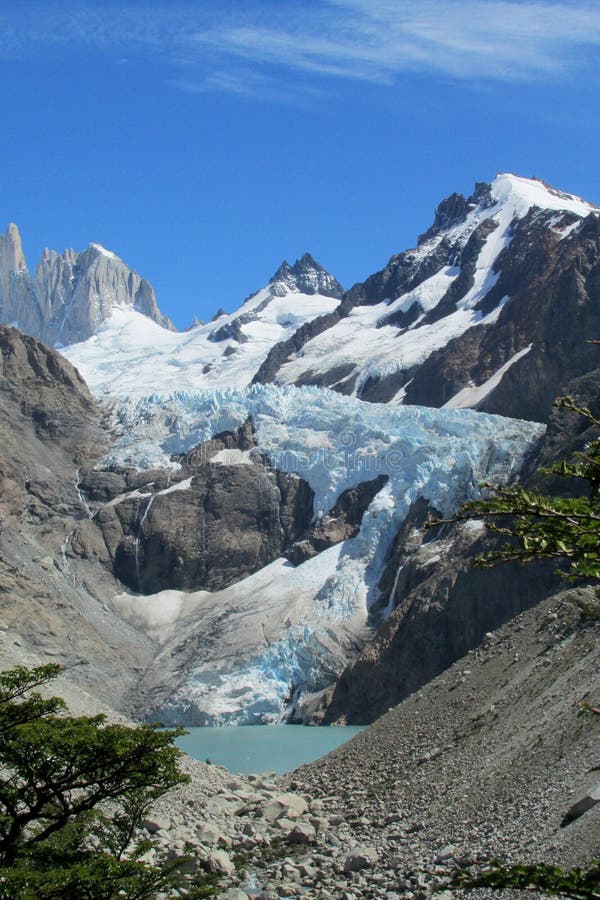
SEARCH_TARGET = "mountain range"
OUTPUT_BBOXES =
[0,172,599,728]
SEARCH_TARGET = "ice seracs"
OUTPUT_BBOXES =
[106,384,545,725]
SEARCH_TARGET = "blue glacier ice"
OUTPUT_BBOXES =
[107,385,546,724]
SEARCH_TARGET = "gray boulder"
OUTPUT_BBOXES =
[343,846,380,873]
[561,782,600,827]
[205,849,235,876]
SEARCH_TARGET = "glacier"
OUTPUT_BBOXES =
[105,384,545,725]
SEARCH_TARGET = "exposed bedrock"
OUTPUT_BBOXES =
[71,419,390,597]
[0,324,105,521]
[70,420,312,594]
[285,474,389,564]
[0,326,155,708]
[112,465,314,594]
[308,520,558,725]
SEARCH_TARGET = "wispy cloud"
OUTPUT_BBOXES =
[2,1,600,99]
[172,69,327,107]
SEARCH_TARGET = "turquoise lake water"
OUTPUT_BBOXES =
[175,724,364,775]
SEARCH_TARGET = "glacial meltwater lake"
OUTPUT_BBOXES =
[175,724,364,775]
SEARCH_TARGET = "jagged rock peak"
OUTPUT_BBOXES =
[418,174,597,246]
[184,316,204,331]
[33,237,176,344]
[0,224,175,346]
[269,252,343,299]
[0,224,34,336]
[418,182,493,245]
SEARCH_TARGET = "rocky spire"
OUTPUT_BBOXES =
[417,182,493,246]
[0,224,39,335]
[269,253,343,298]
[0,228,175,346]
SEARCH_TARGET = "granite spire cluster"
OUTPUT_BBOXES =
[0,225,174,346]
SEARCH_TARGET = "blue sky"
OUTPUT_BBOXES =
[1,0,600,328]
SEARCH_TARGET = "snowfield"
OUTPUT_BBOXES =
[63,285,340,396]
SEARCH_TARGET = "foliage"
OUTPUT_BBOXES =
[433,396,600,580]
[451,860,600,900]
[0,664,217,898]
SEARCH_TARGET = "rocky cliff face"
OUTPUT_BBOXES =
[72,425,316,596]
[66,422,280,591]
[0,225,39,336]
[0,224,174,346]
[308,521,558,724]
[0,325,156,708]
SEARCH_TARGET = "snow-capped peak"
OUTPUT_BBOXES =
[488,173,598,220]
[265,172,599,406]
[418,173,597,249]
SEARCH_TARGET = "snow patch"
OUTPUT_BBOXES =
[210,449,255,466]
[443,344,533,409]
[90,242,119,260]
[160,477,194,495]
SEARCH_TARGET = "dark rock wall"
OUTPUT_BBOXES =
[312,525,558,724]
[405,213,600,420]
[112,465,314,594]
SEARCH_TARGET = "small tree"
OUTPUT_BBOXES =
[452,860,600,900]
[435,396,600,579]
[0,664,216,898]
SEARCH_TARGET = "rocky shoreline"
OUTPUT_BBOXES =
[138,586,600,898]
[1,580,598,898]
